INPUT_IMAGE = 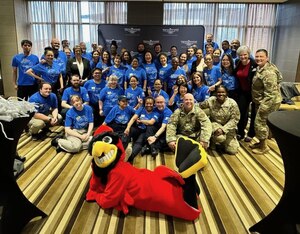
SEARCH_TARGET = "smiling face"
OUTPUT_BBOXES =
[192,73,203,86]
[145,52,152,63]
[154,79,163,91]
[145,98,154,113]
[40,83,52,97]
[179,53,187,64]
[216,86,227,103]
[255,50,268,68]
[131,58,139,68]
[195,49,203,59]
[221,55,231,69]
[159,54,167,66]
[155,96,165,111]
[238,50,249,64]
[45,50,54,64]
[92,69,102,81]
[183,93,194,112]
[71,95,83,110]
[204,54,213,67]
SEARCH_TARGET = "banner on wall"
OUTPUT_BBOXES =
[98,24,205,55]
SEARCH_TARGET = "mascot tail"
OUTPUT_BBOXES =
[175,136,208,208]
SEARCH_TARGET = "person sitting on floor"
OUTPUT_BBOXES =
[141,95,173,156]
[102,95,142,149]
[28,82,62,140]
[125,96,160,163]
[61,74,90,119]
[51,95,94,153]
[199,85,240,154]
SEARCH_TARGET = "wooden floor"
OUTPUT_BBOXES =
[17,126,284,234]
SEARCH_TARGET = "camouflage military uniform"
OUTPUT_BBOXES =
[200,96,240,154]
[252,62,282,140]
[166,104,212,144]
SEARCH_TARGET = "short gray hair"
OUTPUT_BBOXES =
[237,45,251,56]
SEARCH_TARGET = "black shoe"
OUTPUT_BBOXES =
[56,146,63,153]
[51,133,64,147]
[31,133,40,141]
[150,146,159,158]
[141,145,150,156]
[15,154,26,162]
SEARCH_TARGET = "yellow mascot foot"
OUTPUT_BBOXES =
[175,136,208,178]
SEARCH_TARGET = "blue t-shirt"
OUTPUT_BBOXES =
[12,53,39,86]
[155,106,172,125]
[41,51,67,76]
[125,86,145,108]
[107,65,127,88]
[99,86,124,116]
[151,90,170,104]
[96,61,111,81]
[203,66,222,86]
[165,68,186,89]
[83,79,106,105]
[135,107,160,130]
[62,86,90,105]
[125,66,147,88]
[31,61,61,85]
[82,52,92,61]
[171,94,184,110]
[158,64,172,82]
[65,104,93,129]
[192,85,210,102]
[105,105,135,125]
[29,91,58,115]
[221,70,237,91]
[141,63,158,90]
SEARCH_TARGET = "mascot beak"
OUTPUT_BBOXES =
[92,141,118,168]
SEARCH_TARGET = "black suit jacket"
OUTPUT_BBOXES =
[66,57,91,81]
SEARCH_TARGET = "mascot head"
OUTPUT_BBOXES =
[88,125,125,169]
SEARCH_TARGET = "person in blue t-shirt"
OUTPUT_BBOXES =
[124,57,147,91]
[203,54,222,94]
[103,95,140,149]
[191,71,210,103]
[28,82,62,139]
[84,68,106,125]
[141,95,173,156]
[61,74,90,118]
[12,39,39,100]
[96,50,112,81]
[164,57,186,95]
[26,47,64,95]
[142,51,158,91]
[107,54,127,88]
[125,75,145,109]
[157,53,172,84]
[220,54,238,100]
[99,75,124,117]
[52,95,94,153]
[125,96,160,163]
[169,83,189,111]
[148,79,169,104]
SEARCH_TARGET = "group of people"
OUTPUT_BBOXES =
[11,33,282,158]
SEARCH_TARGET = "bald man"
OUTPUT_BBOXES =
[166,94,212,151]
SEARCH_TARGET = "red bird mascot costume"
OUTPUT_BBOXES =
[86,125,207,221]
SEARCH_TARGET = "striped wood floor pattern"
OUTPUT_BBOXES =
[17,126,284,234]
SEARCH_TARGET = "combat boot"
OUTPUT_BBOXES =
[252,139,270,154]
[249,139,260,149]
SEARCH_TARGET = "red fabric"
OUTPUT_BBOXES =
[236,62,251,92]
[86,125,200,220]
[86,161,200,220]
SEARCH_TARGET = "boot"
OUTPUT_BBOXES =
[249,140,260,149]
[252,139,270,154]
[150,144,158,158]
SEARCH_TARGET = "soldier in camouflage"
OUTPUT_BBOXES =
[200,85,240,155]
[166,93,212,151]
[250,49,282,154]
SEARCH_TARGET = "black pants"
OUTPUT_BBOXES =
[107,122,130,149]
[237,92,255,138]
[17,84,38,100]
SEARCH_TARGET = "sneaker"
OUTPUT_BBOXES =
[150,146,159,158]
[141,145,150,156]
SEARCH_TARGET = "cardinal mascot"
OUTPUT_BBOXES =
[86,125,208,221]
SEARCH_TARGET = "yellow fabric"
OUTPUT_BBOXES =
[175,136,208,178]
[92,141,118,168]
